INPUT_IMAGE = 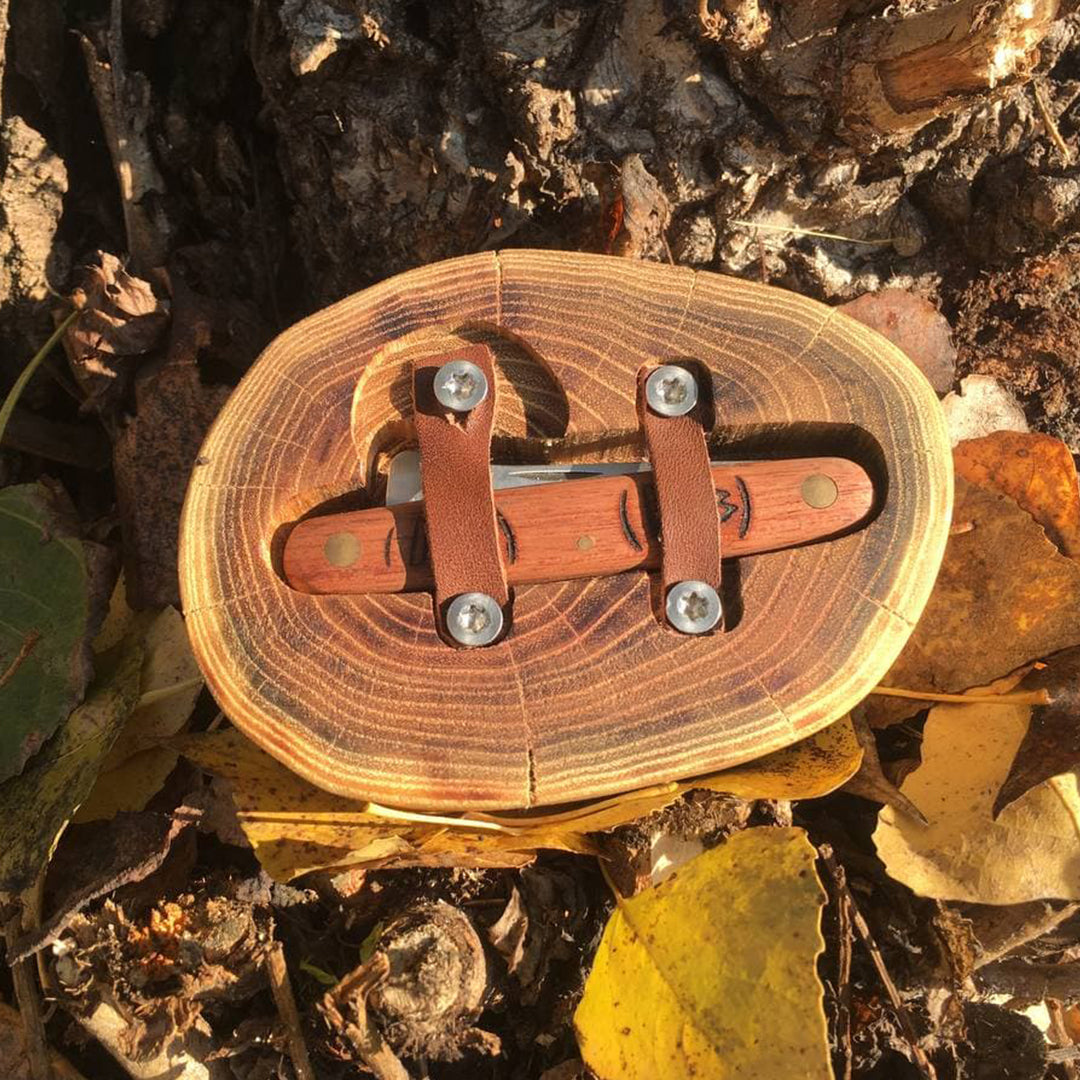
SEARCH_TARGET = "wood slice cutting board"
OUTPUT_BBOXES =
[179,251,953,810]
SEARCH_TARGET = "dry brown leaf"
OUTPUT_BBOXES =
[64,251,170,405]
[954,430,1080,559]
[113,303,229,608]
[994,645,1080,816]
[839,289,956,393]
[841,708,927,824]
[866,476,1080,727]
[941,375,1029,446]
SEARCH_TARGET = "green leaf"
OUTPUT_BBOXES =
[0,636,143,894]
[0,483,95,782]
[574,828,830,1080]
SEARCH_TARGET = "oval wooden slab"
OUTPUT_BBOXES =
[179,251,953,811]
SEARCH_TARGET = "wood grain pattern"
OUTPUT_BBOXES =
[281,458,875,595]
[179,251,953,810]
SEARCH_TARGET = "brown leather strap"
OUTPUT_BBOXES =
[412,344,509,617]
[637,365,721,593]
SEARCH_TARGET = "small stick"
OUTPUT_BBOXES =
[4,913,53,1080]
[1033,81,1074,165]
[1047,999,1080,1080]
[973,901,1080,968]
[978,959,1080,1001]
[834,863,854,1080]
[267,940,315,1080]
[869,685,1050,706]
[818,846,938,1080]
[729,219,896,245]
[0,309,81,447]
[320,953,409,1080]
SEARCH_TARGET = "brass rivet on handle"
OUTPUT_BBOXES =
[801,474,838,509]
[324,532,361,567]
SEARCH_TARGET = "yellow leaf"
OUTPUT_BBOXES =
[873,682,1080,903]
[574,828,829,1080]
[175,729,542,879]
[0,637,144,893]
[478,714,862,835]
[76,606,203,823]
[175,717,859,881]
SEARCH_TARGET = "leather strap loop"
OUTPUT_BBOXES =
[637,365,721,595]
[412,344,509,618]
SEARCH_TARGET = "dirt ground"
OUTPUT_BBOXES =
[4,1,1080,1078]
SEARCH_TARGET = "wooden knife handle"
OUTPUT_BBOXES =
[281,457,874,596]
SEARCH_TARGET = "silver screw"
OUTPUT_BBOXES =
[665,580,722,634]
[645,365,698,417]
[434,360,488,412]
[446,592,504,647]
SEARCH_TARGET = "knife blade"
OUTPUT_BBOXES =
[385,450,651,505]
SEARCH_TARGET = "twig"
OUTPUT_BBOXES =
[818,845,938,1080]
[972,901,1080,969]
[237,804,505,832]
[320,953,409,1080]
[0,1002,86,1080]
[869,685,1050,706]
[834,860,854,1080]
[1048,999,1080,1080]
[0,310,81,448]
[977,959,1080,1002]
[136,676,203,708]
[729,219,896,245]
[267,940,315,1080]
[1033,81,1074,165]
[4,913,53,1080]
[79,0,168,271]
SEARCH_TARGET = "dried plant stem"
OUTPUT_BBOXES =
[136,677,203,708]
[1033,81,1074,164]
[870,685,1050,706]
[729,219,895,245]
[238,806,506,832]
[320,953,409,1080]
[267,940,315,1080]
[819,845,938,1080]
[4,913,53,1080]
[0,309,81,448]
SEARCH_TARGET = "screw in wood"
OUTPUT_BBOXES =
[446,592,504,646]
[645,365,698,416]
[665,580,722,634]
[434,360,488,412]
